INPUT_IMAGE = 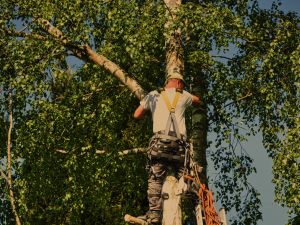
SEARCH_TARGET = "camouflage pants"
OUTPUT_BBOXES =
[147,157,184,211]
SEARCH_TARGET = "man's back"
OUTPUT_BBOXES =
[140,88,193,137]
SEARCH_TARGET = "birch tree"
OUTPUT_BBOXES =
[0,0,299,224]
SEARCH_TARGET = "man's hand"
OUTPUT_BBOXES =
[134,105,146,119]
[192,95,201,105]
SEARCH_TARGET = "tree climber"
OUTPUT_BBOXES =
[133,70,200,224]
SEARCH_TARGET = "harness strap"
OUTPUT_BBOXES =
[153,133,180,142]
[150,150,185,162]
[160,90,182,139]
[160,90,181,113]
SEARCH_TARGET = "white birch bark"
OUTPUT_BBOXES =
[164,0,184,79]
[162,176,182,225]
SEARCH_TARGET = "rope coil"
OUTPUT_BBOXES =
[184,175,222,225]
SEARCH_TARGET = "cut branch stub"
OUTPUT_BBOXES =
[124,214,148,225]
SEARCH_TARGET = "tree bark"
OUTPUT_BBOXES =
[162,176,182,225]
[124,214,148,225]
[191,75,208,181]
[7,92,22,225]
[164,0,184,78]
[163,0,208,179]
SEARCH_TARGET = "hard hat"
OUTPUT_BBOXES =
[166,68,187,86]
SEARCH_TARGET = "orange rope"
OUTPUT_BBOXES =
[184,175,221,225]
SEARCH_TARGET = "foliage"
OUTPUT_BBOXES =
[0,0,299,224]
[273,117,300,217]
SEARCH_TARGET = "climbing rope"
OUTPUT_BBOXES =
[184,174,222,225]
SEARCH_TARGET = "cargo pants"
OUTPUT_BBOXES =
[147,156,184,212]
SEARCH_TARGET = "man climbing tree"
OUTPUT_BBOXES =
[1,1,299,224]
[133,70,200,224]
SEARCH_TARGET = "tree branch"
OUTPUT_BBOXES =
[211,55,233,61]
[6,92,21,225]
[223,92,253,108]
[4,28,46,41]
[124,214,148,225]
[37,18,146,100]
[208,92,253,126]
[54,148,147,156]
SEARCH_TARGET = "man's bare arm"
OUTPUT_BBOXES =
[192,95,201,105]
[134,105,147,119]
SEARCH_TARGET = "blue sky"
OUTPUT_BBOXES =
[260,0,300,13]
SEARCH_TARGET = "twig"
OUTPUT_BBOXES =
[211,55,233,61]
[54,149,68,154]
[17,25,28,33]
[223,92,253,108]
[236,92,253,101]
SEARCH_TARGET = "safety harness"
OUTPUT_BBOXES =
[146,89,222,225]
[148,88,186,162]
[160,88,182,139]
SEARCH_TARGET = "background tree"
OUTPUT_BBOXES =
[0,0,299,225]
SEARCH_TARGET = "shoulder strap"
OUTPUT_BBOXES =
[160,90,181,112]
[160,90,182,139]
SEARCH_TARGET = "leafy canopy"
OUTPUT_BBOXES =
[0,0,299,224]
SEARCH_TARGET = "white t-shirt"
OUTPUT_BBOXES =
[140,88,193,137]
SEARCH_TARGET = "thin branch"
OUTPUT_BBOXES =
[6,92,21,225]
[54,149,68,154]
[4,28,46,41]
[224,92,253,108]
[54,148,147,156]
[163,0,176,21]
[211,55,234,61]
[209,92,253,125]
[236,92,253,101]
[17,25,29,33]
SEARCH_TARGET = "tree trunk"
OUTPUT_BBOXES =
[164,0,208,179]
[164,0,184,78]
[191,74,208,181]
[162,176,182,225]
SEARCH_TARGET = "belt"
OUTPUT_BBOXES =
[153,131,186,141]
[150,149,185,162]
